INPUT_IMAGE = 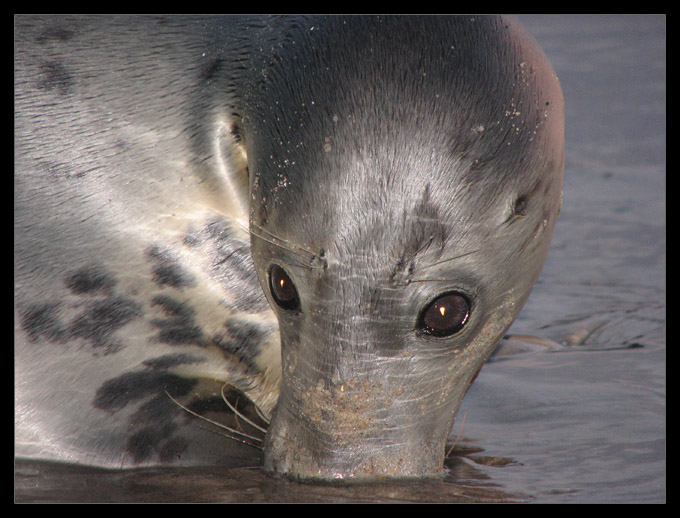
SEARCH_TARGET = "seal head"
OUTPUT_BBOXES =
[240,16,564,480]
[14,15,563,479]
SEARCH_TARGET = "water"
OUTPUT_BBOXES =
[14,15,665,503]
[467,14,665,503]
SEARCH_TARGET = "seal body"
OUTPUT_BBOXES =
[15,15,564,478]
[15,15,279,467]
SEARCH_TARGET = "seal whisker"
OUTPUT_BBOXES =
[417,248,481,271]
[237,218,316,267]
[164,389,264,448]
[196,424,264,450]
[446,410,467,458]
[254,402,271,426]
[249,224,319,262]
[221,383,268,435]
[408,277,458,284]
[231,218,251,237]
[414,234,436,257]
[249,228,309,257]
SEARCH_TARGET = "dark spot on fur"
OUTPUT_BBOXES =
[199,57,223,81]
[126,393,194,464]
[65,266,116,294]
[155,322,205,346]
[69,296,142,351]
[204,218,237,241]
[132,394,183,426]
[94,371,196,464]
[182,231,202,248]
[383,185,446,272]
[125,391,193,464]
[143,353,205,370]
[146,245,196,290]
[152,261,195,289]
[93,371,196,412]
[35,26,75,43]
[159,436,190,463]
[212,318,269,370]
[126,423,183,464]
[126,428,158,463]
[229,120,243,144]
[42,160,86,179]
[150,295,208,346]
[38,61,73,96]
[19,302,65,342]
[151,294,193,319]
[184,219,269,313]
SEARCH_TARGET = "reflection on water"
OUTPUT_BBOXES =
[15,443,527,503]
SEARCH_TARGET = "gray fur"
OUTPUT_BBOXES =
[15,15,564,477]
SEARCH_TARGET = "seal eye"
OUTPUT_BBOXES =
[418,292,470,337]
[269,265,300,312]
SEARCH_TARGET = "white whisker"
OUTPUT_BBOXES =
[164,390,264,449]
[221,383,269,435]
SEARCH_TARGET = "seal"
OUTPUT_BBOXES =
[14,15,564,479]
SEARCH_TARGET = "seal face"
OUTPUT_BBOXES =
[243,15,564,479]
[14,15,564,479]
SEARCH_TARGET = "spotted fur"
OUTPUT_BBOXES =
[15,15,280,467]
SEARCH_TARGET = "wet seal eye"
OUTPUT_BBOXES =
[269,265,301,312]
[418,291,471,337]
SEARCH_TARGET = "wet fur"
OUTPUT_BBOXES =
[15,15,564,472]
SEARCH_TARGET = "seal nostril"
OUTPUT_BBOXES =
[418,291,470,337]
[269,265,301,312]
